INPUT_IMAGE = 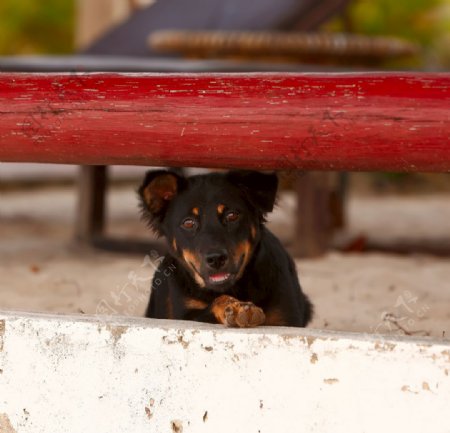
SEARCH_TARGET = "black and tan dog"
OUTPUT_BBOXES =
[139,170,312,327]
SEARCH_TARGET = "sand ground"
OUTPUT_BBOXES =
[1,184,449,340]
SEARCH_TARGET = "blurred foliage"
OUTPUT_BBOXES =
[326,0,450,67]
[0,0,448,67]
[0,0,74,54]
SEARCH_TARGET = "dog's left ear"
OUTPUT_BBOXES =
[227,170,278,213]
[138,170,184,235]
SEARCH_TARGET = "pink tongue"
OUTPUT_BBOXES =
[210,273,229,280]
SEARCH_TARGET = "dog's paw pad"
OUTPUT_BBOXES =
[224,305,238,327]
[234,302,265,328]
[212,295,265,328]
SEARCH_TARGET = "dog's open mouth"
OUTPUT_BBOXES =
[206,254,245,287]
[208,272,232,285]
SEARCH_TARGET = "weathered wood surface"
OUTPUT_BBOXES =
[0,73,449,171]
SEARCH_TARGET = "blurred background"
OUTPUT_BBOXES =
[0,0,449,66]
[0,0,449,337]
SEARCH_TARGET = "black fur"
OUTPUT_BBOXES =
[139,170,313,327]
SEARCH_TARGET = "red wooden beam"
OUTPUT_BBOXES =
[0,73,449,171]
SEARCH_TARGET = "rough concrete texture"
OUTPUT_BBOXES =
[0,311,449,433]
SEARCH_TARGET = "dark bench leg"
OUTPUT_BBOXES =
[74,165,166,255]
[293,172,338,257]
[75,165,107,244]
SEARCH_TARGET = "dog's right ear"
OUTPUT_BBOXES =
[138,170,183,235]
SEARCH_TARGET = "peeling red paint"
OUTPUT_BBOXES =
[0,73,449,172]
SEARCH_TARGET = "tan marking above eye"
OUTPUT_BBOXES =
[217,204,225,215]
[192,207,199,216]
[172,238,177,251]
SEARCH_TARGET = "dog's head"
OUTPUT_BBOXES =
[139,170,277,292]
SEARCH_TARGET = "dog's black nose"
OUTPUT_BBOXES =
[206,250,229,270]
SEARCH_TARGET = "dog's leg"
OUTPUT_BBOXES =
[211,295,265,328]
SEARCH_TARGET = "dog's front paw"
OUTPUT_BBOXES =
[212,295,265,328]
[225,302,266,328]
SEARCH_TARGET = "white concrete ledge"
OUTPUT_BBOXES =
[0,311,449,433]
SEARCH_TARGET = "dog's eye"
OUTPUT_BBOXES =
[181,218,196,230]
[224,211,240,223]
